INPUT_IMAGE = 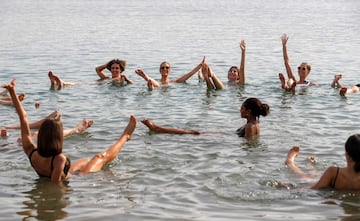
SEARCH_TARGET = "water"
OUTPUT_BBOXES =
[1,0,360,220]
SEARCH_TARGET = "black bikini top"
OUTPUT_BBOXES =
[28,149,71,178]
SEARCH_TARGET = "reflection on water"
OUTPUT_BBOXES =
[17,179,72,221]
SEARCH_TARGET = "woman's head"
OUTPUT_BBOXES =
[107,59,126,76]
[37,119,64,157]
[159,61,171,78]
[345,134,360,172]
[297,62,311,79]
[240,98,270,119]
[227,66,239,82]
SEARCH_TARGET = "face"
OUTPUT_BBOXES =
[240,105,248,118]
[111,63,121,78]
[227,67,239,82]
[297,63,310,79]
[159,63,171,78]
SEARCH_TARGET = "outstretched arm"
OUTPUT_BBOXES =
[2,79,35,156]
[95,62,110,79]
[238,40,246,84]
[281,34,296,81]
[141,119,200,135]
[173,57,205,83]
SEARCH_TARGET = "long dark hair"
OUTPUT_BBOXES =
[242,98,270,119]
[37,119,64,157]
[345,134,360,172]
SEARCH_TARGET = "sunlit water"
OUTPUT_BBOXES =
[1,0,360,220]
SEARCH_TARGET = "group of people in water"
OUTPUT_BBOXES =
[1,34,359,191]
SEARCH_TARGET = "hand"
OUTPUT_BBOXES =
[201,56,206,65]
[240,39,246,51]
[281,33,288,45]
[2,78,16,91]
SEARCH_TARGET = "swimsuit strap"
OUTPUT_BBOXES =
[331,167,340,188]
[28,149,37,168]
[50,155,56,172]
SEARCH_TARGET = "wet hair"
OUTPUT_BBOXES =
[37,119,64,157]
[106,59,126,73]
[242,97,270,119]
[345,134,360,172]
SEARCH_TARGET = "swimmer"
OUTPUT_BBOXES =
[2,79,136,182]
[200,40,247,90]
[5,110,94,141]
[48,71,76,90]
[0,93,25,106]
[135,57,205,90]
[278,33,317,93]
[236,98,270,138]
[95,59,133,85]
[331,74,360,96]
[285,134,360,190]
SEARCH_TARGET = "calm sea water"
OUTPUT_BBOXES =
[1,0,360,220]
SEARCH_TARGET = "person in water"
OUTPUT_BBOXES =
[95,59,133,85]
[285,134,360,190]
[278,33,317,93]
[200,39,247,90]
[236,97,270,138]
[5,109,94,141]
[0,92,25,106]
[331,74,360,96]
[48,71,76,90]
[135,57,205,90]
[2,79,136,183]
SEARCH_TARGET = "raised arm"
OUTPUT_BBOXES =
[135,69,161,88]
[172,57,205,83]
[95,62,110,79]
[2,79,35,156]
[281,34,296,81]
[238,40,246,84]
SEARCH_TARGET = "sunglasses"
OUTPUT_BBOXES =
[298,66,306,71]
[160,66,170,70]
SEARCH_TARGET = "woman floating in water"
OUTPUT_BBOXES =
[285,134,360,190]
[2,79,136,183]
[331,74,360,96]
[135,57,205,90]
[200,39,247,90]
[96,59,133,85]
[278,33,317,94]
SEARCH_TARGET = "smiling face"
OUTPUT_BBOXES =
[110,63,121,78]
[297,63,311,80]
[227,66,239,82]
[159,62,171,79]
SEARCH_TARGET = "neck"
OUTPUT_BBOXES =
[247,115,257,123]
